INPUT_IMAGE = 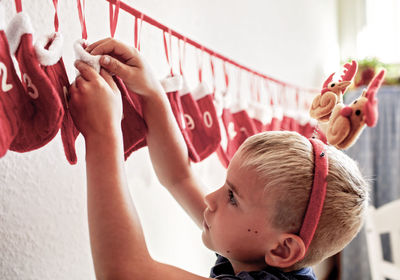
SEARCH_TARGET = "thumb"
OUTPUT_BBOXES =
[100,55,132,81]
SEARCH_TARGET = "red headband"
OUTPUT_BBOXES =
[299,138,328,251]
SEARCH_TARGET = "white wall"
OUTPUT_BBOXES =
[0,0,339,279]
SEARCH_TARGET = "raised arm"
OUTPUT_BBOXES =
[86,38,207,228]
[70,61,210,280]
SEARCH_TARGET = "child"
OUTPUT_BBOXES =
[69,38,368,280]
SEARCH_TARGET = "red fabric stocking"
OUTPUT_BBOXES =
[113,77,147,160]
[7,12,63,152]
[0,26,24,157]
[36,32,80,164]
[221,108,247,160]
[161,75,199,162]
[190,82,221,161]
[269,106,283,131]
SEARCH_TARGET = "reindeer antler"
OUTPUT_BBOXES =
[340,60,358,82]
[322,73,335,90]
[364,69,386,127]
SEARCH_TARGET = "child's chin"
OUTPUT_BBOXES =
[201,232,213,251]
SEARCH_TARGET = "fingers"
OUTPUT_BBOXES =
[85,38,110,53]
[74,60,99,81]
[100,55,134,82]
[89,38,140,66]
[100,68,118,92]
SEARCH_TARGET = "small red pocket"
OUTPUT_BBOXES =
[8,13,63,152]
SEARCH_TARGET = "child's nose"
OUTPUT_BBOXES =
[204,190,218,212]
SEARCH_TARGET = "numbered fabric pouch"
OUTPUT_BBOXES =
[161,75,200,162]
[187,82,221,161]
[231,104,257,138]
[0,5,25,157]
[249,102,271,133]
[36,32,79,164]
[193,83,221,157]
[7,12,63,152]
[299,113,316,138]
[221,108,246,160]
[280,115,291,131]
[113,77,147,160]
[269,106,283,131]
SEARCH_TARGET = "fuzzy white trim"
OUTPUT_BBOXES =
[74,39,101,73]
[230,98,248,114]
[192,82,211,100]
[249,103,272,123]
[284,108,297,118]
[178,76,191,96]
[298,111,311,125]
[34,32,63,66]
[160,75,183,93]
[214,93,224,117]
[0,3,5,30]
[6,12,34,55]
[272,106,283,120]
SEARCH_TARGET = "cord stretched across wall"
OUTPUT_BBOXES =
[104,0,319,94]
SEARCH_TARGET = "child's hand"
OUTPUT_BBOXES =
[69,60,122,139]
[86,38,164,98]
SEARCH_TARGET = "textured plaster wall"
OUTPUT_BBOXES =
[0,0,339,279]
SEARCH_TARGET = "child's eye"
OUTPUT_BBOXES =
[228,190,238,206]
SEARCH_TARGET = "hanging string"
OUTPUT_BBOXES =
[163,29,173,76]
[52,0,59,32]
[197,46,204,83]
[77,0,88,40]
[222,61,229,95]
[109,0,120,38]
[14,0,22,13]
[177,37,186,76]
[104,0,318,94]
[134,14,144,50]
[210,55,216,93]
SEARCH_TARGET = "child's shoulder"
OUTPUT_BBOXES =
[210,254,317,280]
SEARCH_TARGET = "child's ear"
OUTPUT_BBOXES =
[264,234,306,269]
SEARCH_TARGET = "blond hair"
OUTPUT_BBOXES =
[237,131,368,269]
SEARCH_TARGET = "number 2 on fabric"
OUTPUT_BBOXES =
[0,62,13,92]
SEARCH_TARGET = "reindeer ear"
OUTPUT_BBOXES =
[327,104,351,147]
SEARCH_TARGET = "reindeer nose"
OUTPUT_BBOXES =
[340,106,352,118]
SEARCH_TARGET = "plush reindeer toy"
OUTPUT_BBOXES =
[326,69,385,149]
[310,60,357,122]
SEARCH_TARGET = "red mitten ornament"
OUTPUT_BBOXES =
[74,40,147,160]
[269,105,283,131]
[190,82,221,161]
[214,94,231,168]
[7,12,63,152]
[221,106,248,160]
[161,75,200,162]
[231,102,257,138]
[114,77,147,160]
[0,5,25,157]
[36,33,79,164]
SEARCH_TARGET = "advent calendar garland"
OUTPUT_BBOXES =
[0,0,318,167]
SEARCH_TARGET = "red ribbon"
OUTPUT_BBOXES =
[134,14,143,50]
[77,0,87,40]
[163,29,173,76]
[14,0,22,12]
[109,0,120,38]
